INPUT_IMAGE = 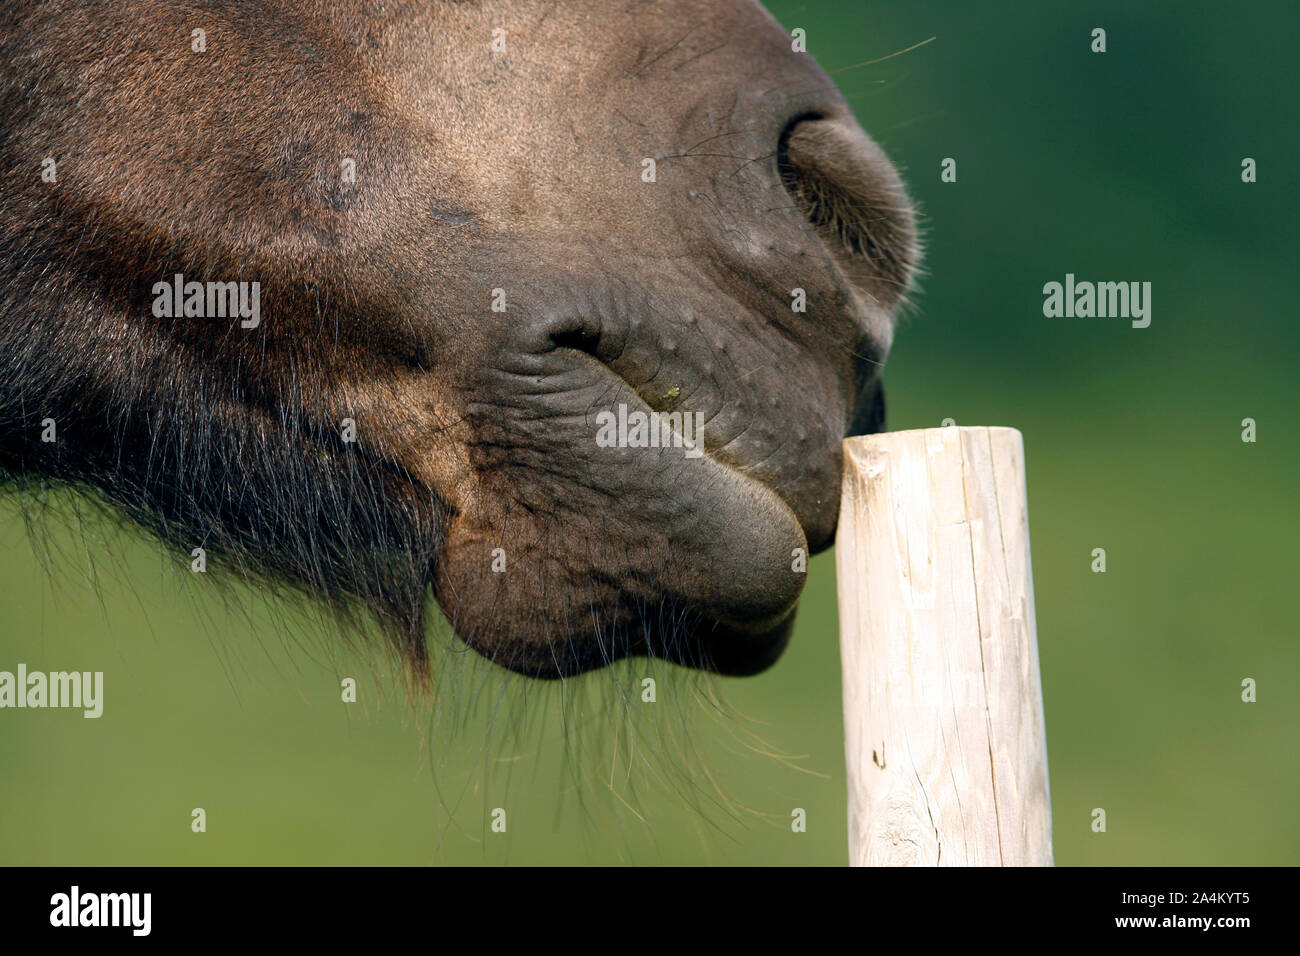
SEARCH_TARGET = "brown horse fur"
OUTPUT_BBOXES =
[0,0,917,680]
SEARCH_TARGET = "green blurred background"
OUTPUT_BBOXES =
[2,0,1296,865]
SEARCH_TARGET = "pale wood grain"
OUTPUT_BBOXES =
[836,427,1053,866]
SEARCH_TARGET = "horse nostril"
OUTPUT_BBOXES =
[777,115,917,308]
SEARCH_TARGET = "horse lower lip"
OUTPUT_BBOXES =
[433,402,811,674]
[662,611,797,677]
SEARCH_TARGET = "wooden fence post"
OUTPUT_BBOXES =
[836,426,1053,866]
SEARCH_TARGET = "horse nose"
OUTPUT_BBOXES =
[776,115,918,309]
